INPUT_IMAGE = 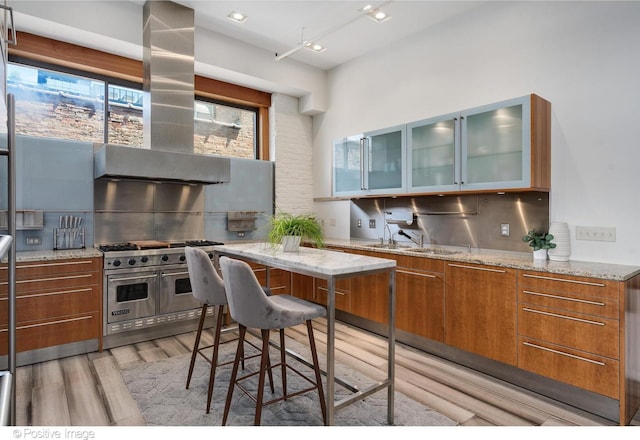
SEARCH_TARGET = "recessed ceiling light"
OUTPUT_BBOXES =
[227,11,247,24]
[359,5,392,23]
[304,41,327,53]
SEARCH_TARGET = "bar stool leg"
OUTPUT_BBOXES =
[279,329,287,400]
[254,328,271,426]
[307,320,327,424]
[206,304,225,414]
[222,324,246,426]
[186,303,208,389]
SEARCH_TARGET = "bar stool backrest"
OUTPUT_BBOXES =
[185,246,227,306]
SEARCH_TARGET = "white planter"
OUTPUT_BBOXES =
[281,235,301,252]
[533,248,548,260]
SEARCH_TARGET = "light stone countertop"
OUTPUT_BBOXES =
[215,242,396,278]
[7,248,103,263]
[325,238,640,282]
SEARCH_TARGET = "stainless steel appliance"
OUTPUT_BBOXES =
[100,240,223,348]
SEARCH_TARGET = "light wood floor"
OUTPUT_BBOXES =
[14,319,640,427]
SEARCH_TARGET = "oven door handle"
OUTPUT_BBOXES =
[161,271,190,277]
[109,274,157,282]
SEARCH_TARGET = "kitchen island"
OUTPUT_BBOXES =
[213,242,397,426]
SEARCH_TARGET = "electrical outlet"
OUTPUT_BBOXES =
[25,237,41,245]
[369,219,376,228]
[357,219,362,228]
[575,226,616,242]
[237,232,245,237]
[500,223,510,237]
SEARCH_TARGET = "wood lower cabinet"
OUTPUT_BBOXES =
[517,271,622,400]
[445,262,517,366]
[246,261,291,295]
[0,257,102,355]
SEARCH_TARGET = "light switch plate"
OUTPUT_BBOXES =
[369,219,376,228]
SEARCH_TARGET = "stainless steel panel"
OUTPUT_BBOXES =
[94,179,154,212]
[351,192,549,252]
[94,212,154,244]
[143,0,194,154]
[94,144,230,184]
[153,212,203,241]
[154,182,203,212]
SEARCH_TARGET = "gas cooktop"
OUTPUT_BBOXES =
[99,240,224,253]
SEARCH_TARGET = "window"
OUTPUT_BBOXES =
[8,63,105,142]
[194,98,256,159]
[7,61,259,158]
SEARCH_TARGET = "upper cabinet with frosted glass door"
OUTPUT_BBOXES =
[333,125,406,196]
[408,94,551,194]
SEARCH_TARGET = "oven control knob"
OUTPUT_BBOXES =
[141,256,149,263]
[128,259,136,266]
[161,255,169,262]
[112,260,121,267]
[179,255,186,262]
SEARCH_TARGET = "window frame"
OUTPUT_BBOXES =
[8,31,271,160]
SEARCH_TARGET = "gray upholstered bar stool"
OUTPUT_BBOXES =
[184,247,273,414]
[219,256,327,426]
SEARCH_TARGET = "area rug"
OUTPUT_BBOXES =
[121,335,457,427]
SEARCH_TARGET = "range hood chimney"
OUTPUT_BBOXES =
[94,0,230,184]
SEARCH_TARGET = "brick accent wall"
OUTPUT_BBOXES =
[271,94,314,214]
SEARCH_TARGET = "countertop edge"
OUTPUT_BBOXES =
[325,239,640,282]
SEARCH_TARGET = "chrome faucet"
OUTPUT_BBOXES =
[398,230,424,247]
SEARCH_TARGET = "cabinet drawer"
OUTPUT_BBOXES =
[253,267,291,295]
[0,258,102,282]
[518,287,618,320]
[518,337,619,399]
[0,312,101,356]
[0,270,101,295]
[519,271,618,300]
[0,285,100,324]
[395,254,445,273]
[518,305,619,359]
[315,286,350,313]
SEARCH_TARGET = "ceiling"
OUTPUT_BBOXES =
[156,1,485,70]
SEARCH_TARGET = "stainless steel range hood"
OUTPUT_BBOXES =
[94,0,230,184]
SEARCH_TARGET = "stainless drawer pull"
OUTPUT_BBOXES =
[161,271,190,277]
[8,287,93,300]
[0,274,94,287]
[523,341,605,366]
[15,315,93,331]
[397,269,437,278]
[448,263,506,273]
[317,287,347,296]
[522,273,606,287]
[16,260,95,269]
[522,290,606,307]
[109,274,157,282]
[522,307,605,326]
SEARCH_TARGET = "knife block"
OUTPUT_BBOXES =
[53,227,85,250]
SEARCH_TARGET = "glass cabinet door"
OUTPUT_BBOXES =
[407,113,459,193]
[364,125,405,192]
[461,96,531,190]
[332,134,363,195]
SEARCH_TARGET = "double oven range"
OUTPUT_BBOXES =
[99,240,223,348]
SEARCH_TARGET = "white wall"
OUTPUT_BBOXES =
[312,1,640,265]
[270,94,314,214]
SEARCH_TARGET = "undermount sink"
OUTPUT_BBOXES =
[365,243,411,250]
[405,247,460,256]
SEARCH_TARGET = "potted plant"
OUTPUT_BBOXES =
[267,211,325,251]
[522,230,556,260]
